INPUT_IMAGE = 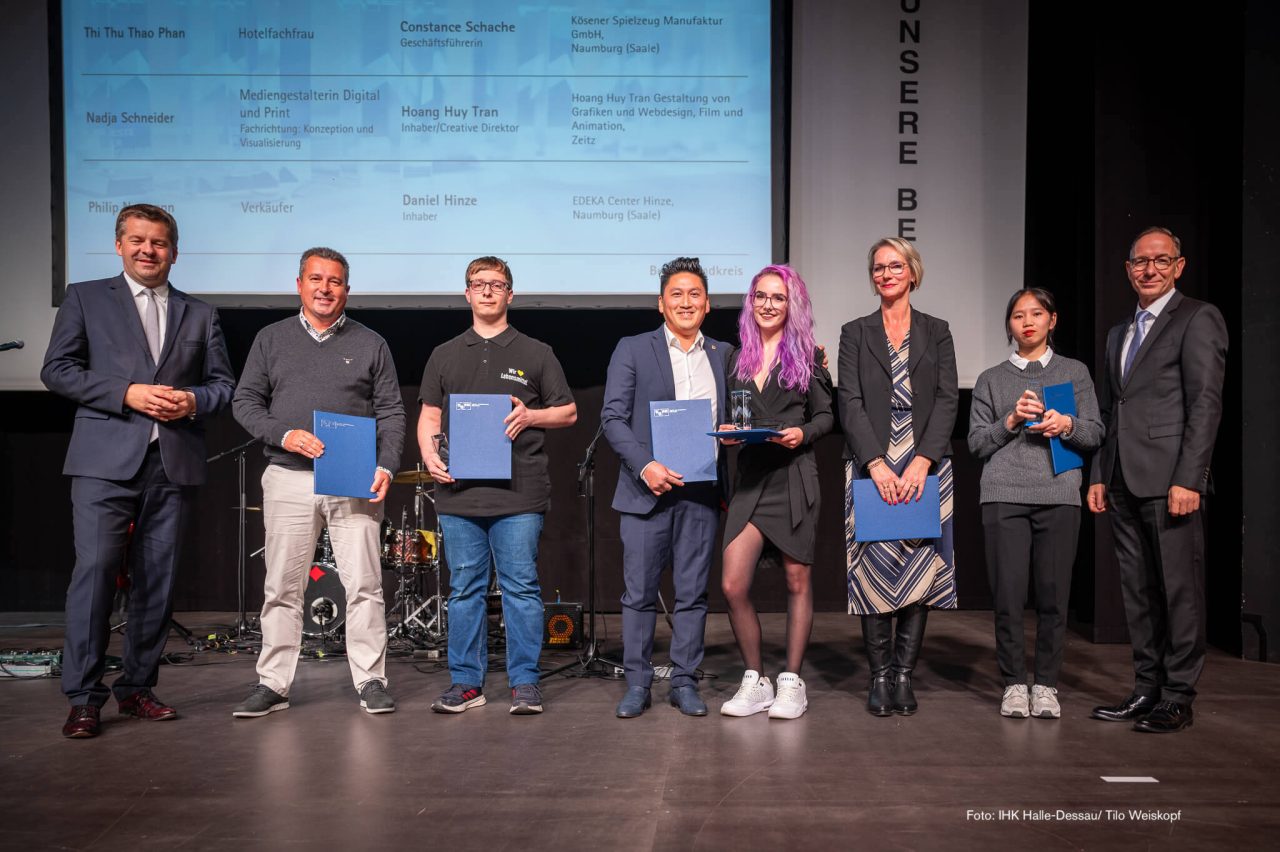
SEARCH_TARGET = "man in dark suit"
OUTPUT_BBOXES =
[1087,226,1228,733]
[42,204,235,738]
[601,257,730,718]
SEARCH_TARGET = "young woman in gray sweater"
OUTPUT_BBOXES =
[968,288,1103,719]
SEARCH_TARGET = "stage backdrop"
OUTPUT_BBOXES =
[792,0,1029,389]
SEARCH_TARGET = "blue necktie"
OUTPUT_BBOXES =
[1122,309,1152,381]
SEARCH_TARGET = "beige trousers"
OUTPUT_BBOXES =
[257,465,387,695]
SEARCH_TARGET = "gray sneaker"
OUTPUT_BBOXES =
[233,684,289,718]
[1000,684,1029,718]
[431,684,486,714]
[359,680,396,715]
[510,683,544,715]
[1031,684,1061,718]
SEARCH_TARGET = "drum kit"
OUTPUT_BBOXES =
[299,464,448,648]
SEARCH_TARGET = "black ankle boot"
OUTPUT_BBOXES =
[891,604,928,715]
[891,671,917,715]
[868,671,893,716]
[862,613,894,716]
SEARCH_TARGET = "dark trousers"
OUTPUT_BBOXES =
[982,502,1079,687]
[1108,465,1207,705]
[618,488,718,689]
[63,443,190,707]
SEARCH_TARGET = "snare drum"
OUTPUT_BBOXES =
[385,529,431,565]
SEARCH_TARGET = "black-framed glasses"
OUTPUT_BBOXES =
[751,291,788,308]
[1127,255,1179,272]
[467,279,511,293]
[871,262,907,277]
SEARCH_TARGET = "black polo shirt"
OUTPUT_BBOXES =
[419,325,574,517]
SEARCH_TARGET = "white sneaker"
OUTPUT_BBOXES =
[720,670,774,717]
[1031,684,1061,718]
[768,672,808,719]
[1000,684,1029,718]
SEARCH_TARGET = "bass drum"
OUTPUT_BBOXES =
[302,559,346,638]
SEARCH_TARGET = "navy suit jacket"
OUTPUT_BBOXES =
[601,327,730,514]
[41,275,236,485]
[1090,290,1228,498]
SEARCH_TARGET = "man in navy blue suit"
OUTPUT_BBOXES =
[602,257,730,718]
[42,204,235,738]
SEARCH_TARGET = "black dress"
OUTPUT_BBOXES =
[723,349,834,564]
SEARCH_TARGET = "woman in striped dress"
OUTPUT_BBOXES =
[836,237,958,716]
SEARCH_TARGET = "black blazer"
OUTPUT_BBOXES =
[1090,290,1228,498]
[725,347,833,527]
[837,308,958,471]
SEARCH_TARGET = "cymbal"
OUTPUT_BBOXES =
[229,506,263,512]
[391,469,434,485]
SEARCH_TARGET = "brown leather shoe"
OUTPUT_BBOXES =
[118,691,178,721]
[62,705,101,738]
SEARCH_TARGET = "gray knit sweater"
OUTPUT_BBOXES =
[233,315,406,473]
[968,354,1104,505]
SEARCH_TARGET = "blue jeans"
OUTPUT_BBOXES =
[439,513,545,688]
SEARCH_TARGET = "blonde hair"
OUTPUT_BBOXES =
[866,237,923,294]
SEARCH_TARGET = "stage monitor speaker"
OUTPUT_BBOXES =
[543,603,583,650]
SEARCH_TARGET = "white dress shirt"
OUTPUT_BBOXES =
[124,273,169,349]
[663,324,718,425]
[1120,287,1177,369]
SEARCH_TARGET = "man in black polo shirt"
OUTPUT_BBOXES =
[418,256,577,715]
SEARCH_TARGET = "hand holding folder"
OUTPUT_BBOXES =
[312,410,378,499]
[447,394,513,480]
[851,475,942,542]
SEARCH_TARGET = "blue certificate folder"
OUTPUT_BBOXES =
[448,394,512,480]
[650,399,716,482]
[1041,382,1084,475]
[851,475,942,542]
[312,410,376,499]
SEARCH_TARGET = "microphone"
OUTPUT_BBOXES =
[0,340,23,352]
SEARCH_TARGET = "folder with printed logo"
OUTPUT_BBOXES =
[1042,382,1084,475]
[851,475,942,542]
[650,399,716,483]
[313,410,376,499]
[448,394,512,480]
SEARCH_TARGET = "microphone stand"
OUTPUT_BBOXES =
[543,423,623,678]
[207,437,259,641]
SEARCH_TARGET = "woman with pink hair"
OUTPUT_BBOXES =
[717,264,832,720]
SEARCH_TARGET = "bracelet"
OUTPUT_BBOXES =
[866,456,886,472]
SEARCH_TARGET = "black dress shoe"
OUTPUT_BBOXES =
[62,705,101,738]
[1133,701,1193,733]
[1090,693,1158,722]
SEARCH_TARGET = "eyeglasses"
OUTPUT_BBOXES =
[871,262,907,277]
[467,279,511,293]
[1127,255,1179,272]
[751,291,788,308]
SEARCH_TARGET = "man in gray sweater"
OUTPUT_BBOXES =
[231,247,406,717]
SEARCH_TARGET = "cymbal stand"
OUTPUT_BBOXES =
[544,424,623,678]
[387,468,446,646]
[207,437,260,641]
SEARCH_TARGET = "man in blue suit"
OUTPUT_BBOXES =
[602,257,730,718]
[42,204,235,738]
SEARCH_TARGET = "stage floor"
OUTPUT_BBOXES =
[1,610,1276,850]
